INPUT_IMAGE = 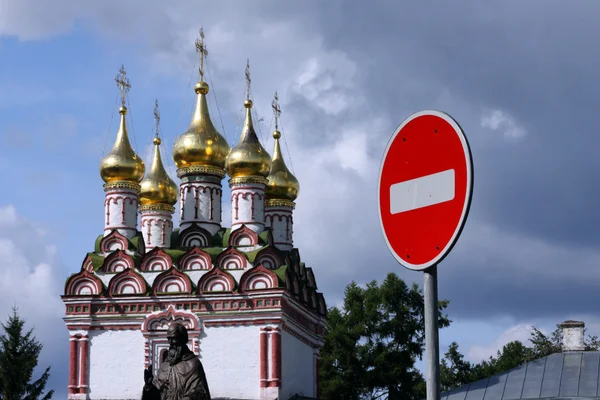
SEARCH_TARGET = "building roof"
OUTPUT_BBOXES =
[441,351,600,399]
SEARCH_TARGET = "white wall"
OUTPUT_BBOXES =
[88,329,145,399]
[202,325,261,399]
[280,330,315,400]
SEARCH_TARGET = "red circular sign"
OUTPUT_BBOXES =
[378,110,473,271]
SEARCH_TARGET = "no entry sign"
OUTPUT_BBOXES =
[378,110,473,271]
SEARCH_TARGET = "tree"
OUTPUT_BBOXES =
[440,323,600,393]
[319,273,450,400]
[0,307,53,400]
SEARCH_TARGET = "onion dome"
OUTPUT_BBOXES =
[266,130,299,201]
[225,99,272,179]
[139,137,178,207]
[172,81,230,172]
[99,106,145,184]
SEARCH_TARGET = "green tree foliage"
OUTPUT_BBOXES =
[319,273,450,400]
[440,324,600,392]
[0,307,53,400]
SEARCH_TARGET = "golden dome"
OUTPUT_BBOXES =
[172,81,230,171]
[225,99,272,179]
[100,106,145,183]
[266,130,299,201]
[139,137,178,206]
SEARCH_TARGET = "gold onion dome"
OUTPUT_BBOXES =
[225,99,272,179]
[266,130,299,201]
[139,137,178,206]
[172,81,230,170]
[100,106,146,183]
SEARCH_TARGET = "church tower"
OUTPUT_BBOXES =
[63,32,326,400]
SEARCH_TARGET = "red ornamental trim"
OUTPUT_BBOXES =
[140,218,173,247]
[65,270,103,296]
[81,255,94,273]
[198,267,236,294]
[153,267,193,295]
[255,247,282,270]
[229,224,259,247]
[104,195,137,224]
[108,268,148,296]
[78,337,89,393]
[231,191,265,221]
[239,265,279,292]
[139,247,172,272]
[179,247,212,270]
[216,247,246,270]
[100,230,129,253]
[102,250,135,273]
[68,338,78,394]
[204,318,281,328]
[141,305,200,332]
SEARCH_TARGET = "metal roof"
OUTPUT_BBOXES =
[441,352,600,399]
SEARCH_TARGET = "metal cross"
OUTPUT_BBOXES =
[195,27,208,80]
[245,59,252,99]
[115,65,131,107]
[153,99,160,137]
[272,92,281,130]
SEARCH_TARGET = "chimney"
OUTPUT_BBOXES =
[560,320,585,351]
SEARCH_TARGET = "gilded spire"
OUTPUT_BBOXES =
[139,100,178,207]
[100,66,145,184]
[266,92,299,202]
[172,29,230,174]
[225,61,271,180]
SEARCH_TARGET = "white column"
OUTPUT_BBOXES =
[178,169,224,235]
[265,200,295,251]
[103,182,140,239]
[230,178,267,234]
[140,206,174,250]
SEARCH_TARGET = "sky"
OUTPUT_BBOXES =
[1,0,600,397]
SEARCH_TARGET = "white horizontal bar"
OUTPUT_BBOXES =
[390,169,455,214]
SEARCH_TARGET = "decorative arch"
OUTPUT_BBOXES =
[198,267,236,294]
[293,277,300,297]
[239,265,279,292]
[179,224,212,248]
[152,267,193,295]
[179,247,212,271]
[108,268,147,296]
[255,247,282,270]
[302,286,309,303]
[306,268,317,288]
[100,230,129,253]
[141,305,201,370]
[65,270,103,296]
[101,250,134,273]
[285,269,293,292]
[140,248,172,272]
[317,293,327,315]
[229,224,258,247]
[311,291,317,309]
[216,246,247,270]
[82,255,95,273]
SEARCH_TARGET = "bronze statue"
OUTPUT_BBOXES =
[142,323,211,400]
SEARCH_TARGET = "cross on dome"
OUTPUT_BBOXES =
[195,27,208,80]
[272,92,281,131]
[153,99,161,143]
[245,59,251,100]
[115,65,131,107]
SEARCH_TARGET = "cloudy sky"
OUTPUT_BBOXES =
[2,0,600,396]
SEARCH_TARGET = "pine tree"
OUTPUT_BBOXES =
[0,307,53,400]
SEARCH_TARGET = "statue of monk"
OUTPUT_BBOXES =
[142,323,211,400]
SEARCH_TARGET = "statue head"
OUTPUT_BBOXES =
[166,323,189,346]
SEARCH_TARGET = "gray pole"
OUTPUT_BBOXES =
[424,265,440,400]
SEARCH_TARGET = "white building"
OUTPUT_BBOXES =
[62,47,326,400]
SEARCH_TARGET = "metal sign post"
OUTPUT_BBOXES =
[378,110,473,400]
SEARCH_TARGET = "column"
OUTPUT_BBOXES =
[140,206,174,250]
[230,179,266,234]
[68,336,79,395]
[104,183,139,239]
[78,335,89,394]
[260,328,270,388]
[179,172,224,235]
[269,328,281,388]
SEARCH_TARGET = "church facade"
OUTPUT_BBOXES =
[61,38,326,400]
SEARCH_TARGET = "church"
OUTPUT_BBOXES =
[61,32,326,400]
